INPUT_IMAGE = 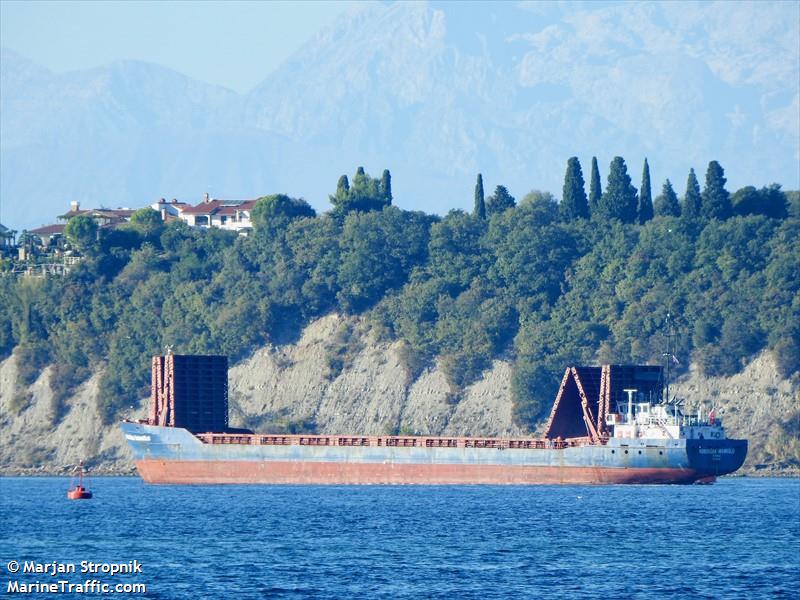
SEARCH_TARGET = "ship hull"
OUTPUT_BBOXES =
[135,459,701,485]
[122,423,746,485]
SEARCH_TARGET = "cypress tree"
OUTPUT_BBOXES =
[701,160,732,219]
[486,185,516,216]
[381,169,392,206]
[597,157,638,223]
[654,179,680,217]
[474,173,486,219]
[560,157,589,221]
[353,166,368,193]
[682,168,702,218]
[329,175,350,212]
[336,175,349,196]
[638,158,653,223]
[589,156,601,214]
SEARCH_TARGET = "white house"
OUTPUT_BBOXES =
[179,194,257,233]
[151,198,190,222]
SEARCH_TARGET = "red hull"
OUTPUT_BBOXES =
[67,486,92,499]
[136,459,701,485]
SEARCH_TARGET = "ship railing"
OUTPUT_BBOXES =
[299,437,331,446]
[257,436,291,445]
[425,439,458,448]
[385,437,418,447]
[338,437,370,446]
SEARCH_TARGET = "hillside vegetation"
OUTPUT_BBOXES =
[0,159,798,431]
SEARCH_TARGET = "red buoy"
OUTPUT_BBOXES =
[67,462,93,500]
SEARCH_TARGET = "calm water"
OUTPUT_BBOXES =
[1,477,798,599]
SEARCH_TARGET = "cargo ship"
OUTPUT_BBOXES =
[121,355,747,485]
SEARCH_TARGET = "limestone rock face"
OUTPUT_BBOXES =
[227,315,520,438]
[0,354,142,474]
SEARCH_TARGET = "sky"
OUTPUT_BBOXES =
[0,0,350,93]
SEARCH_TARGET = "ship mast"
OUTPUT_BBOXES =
[664,313,671,403]
[662,312,678,423]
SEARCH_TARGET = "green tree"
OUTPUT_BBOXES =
[701,160,732,219]
[486,185,516,216]
[335,175,349,199]
[336,207,433,313]
[654,179,681,217]
[731,186,759,216]
[588,156,602,214]
[638,158,654,223]
[682,168,702,218]
[597,157,638,223]
[733,184,788,219]
[251,194,316,233]
[329,167,390,215]
[486,199,580,309]
[427,210,487,292]
[380,169,393,205]
[352,166,371,198]
[560,157,589,221]
[773,334,800,378]
[329,174,351,214]
[64,215,98,254]
[474,173,486,219]
[787,191,800,218]
[129,207,164,239]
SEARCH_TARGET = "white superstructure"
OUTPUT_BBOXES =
[605,389,727,441]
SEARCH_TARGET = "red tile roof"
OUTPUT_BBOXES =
[181,200,227,215]
[29,224,65,235]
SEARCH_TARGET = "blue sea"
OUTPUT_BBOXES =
[1,477,798,599]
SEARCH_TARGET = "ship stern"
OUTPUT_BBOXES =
[686,438,748,477]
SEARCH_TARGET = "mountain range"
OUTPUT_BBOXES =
[1,0,798,230]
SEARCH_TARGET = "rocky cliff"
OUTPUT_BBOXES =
[0,314,796,475]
